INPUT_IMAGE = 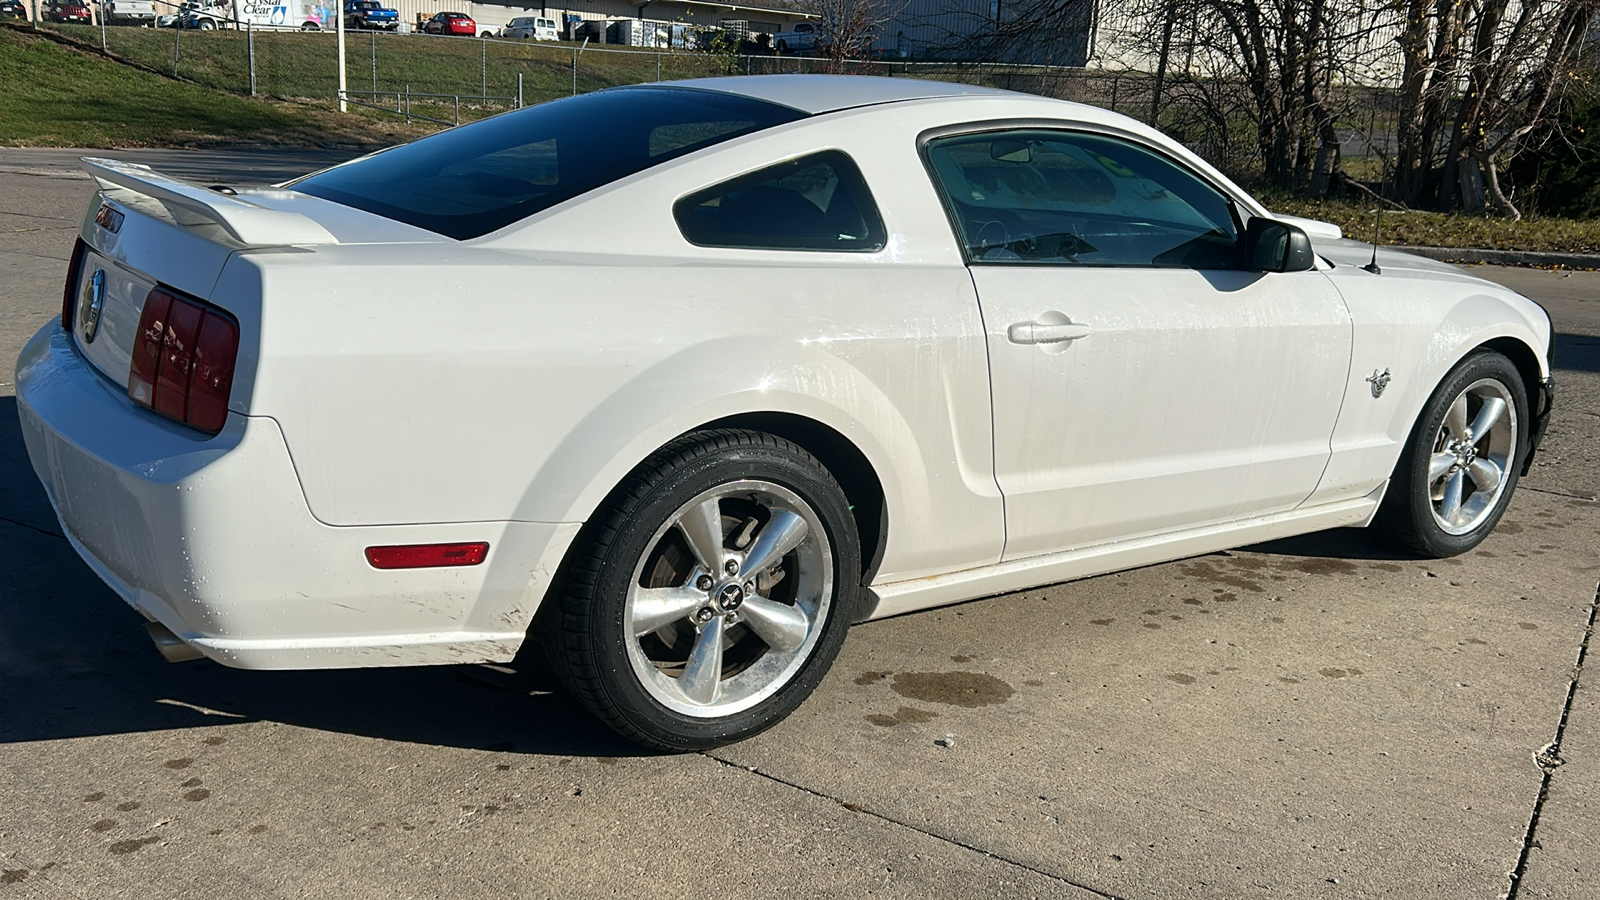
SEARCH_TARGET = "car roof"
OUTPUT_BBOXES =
[654,75,1029,115]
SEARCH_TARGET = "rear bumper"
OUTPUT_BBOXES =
[16,322,579,670]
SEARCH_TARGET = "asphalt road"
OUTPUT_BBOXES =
[2,150,1597,899]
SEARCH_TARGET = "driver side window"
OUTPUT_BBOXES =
[924,130,1244,269]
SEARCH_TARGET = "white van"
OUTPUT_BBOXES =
[500,15,557,40]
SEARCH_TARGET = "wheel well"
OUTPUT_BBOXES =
[699,412,887,590]
[1481,336,1545,424]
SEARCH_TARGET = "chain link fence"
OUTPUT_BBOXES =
[32,15,1399,182]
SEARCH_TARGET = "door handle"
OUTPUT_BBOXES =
[1007,320,1091,345]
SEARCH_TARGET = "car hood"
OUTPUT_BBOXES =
[1316,238,1477,279]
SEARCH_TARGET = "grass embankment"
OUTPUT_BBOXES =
[1261,190,1600,256]
[0,26,432,147]
[40,23,730,108]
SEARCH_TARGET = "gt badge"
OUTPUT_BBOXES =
[1366,368,1391,398]
[81,268,106,344]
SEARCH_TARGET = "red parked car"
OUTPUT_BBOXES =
[422,10,475,35]
[45,0,93,22]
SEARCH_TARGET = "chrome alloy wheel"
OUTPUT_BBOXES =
[1428,378,1518,535]
[623,480,832,717]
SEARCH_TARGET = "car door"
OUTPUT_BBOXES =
[923,127,1352,560]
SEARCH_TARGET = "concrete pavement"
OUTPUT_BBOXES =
[1,152,1596,899]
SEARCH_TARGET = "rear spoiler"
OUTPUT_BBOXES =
[82,157,338,246]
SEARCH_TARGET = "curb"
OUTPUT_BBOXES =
[1392,245,1600,270]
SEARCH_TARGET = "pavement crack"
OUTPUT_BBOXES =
[1506,581,1598,899]
[0,514,66,541]
[702,752,1128,899]
[1521,486,1597,502]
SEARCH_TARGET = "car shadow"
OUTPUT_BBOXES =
[1553,332,1600,374]
[1239,527,1419,561]
[0,395,649,757]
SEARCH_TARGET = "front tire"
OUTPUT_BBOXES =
[1375,350,1527,557]
[543,430,861,751]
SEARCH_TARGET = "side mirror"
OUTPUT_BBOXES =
[1245,218,1315,273]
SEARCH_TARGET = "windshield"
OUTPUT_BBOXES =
[292,87,807,240]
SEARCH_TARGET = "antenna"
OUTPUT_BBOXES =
[1362,204,1382,275]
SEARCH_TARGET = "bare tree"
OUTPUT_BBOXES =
[1393,0,1600,217]
[805,0,907,71]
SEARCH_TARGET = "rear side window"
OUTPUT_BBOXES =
[674,151,886,252]
[291,87,806,240]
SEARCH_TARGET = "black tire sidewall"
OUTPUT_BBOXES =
[1388,351,1528,557]
[562,432,861,750]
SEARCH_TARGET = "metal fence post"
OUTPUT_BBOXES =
[405,83,410,124]
[517,72,523,109]
[172,19,180,78]
[247,21,256,95]
[655,49,661,82]
[99,4,106,52]
[371,30,376,95]
[571,45,577,96]
[480,36,487,101]
[455,94,460,126]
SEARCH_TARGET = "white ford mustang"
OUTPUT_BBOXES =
[17,76,1554,749]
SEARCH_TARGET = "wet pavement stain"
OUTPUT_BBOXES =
[115,801,139,812]
[162,758,192,770]
[1142,623,1162,629]
[1499,521,1524,534]
[202,736,227,746]
[1320,667,1364,678]
[1465,637,1489,645]
[890,671,1014,708]
[1518,622,1540,630]
[89,819,116,833]
[1090,618,1114,626]
[1279,676,1301,684]
[183,789,211,802]
[1182,598,1202,605]
[181,777,202,788]
[1371,563,1404,572]
[1289,558,1359,576]
[247,825,267,835]
[82,792,104,802]
[108,837,159,855]
[1166,673,1197,685]
[0,870,26,885]
[854,671,891,686]
[1178,560,1266,592]
[1023,679,1044,687]
[950,655,972,663]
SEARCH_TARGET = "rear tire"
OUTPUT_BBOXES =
[542,430,861,751]
[1374,350,1527,557]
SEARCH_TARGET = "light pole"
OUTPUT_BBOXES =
[336,0,347,111]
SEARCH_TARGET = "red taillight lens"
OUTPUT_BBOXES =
[62,238,88,331]
[365,543,491,569]
[128,286,240,435]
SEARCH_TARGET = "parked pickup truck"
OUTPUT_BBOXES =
[772,21,821,53]
[107,0,157,23]
[344,0,397,30]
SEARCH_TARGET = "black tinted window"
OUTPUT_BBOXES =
[925,130,1242,269]
[674,151,886,252]
[291,88,806,240]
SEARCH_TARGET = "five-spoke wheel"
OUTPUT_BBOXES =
[543,430,860,751]
[1377,350,1527,557]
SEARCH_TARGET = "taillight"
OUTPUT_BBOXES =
[62,238,88,331]
[128,286,240,435]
